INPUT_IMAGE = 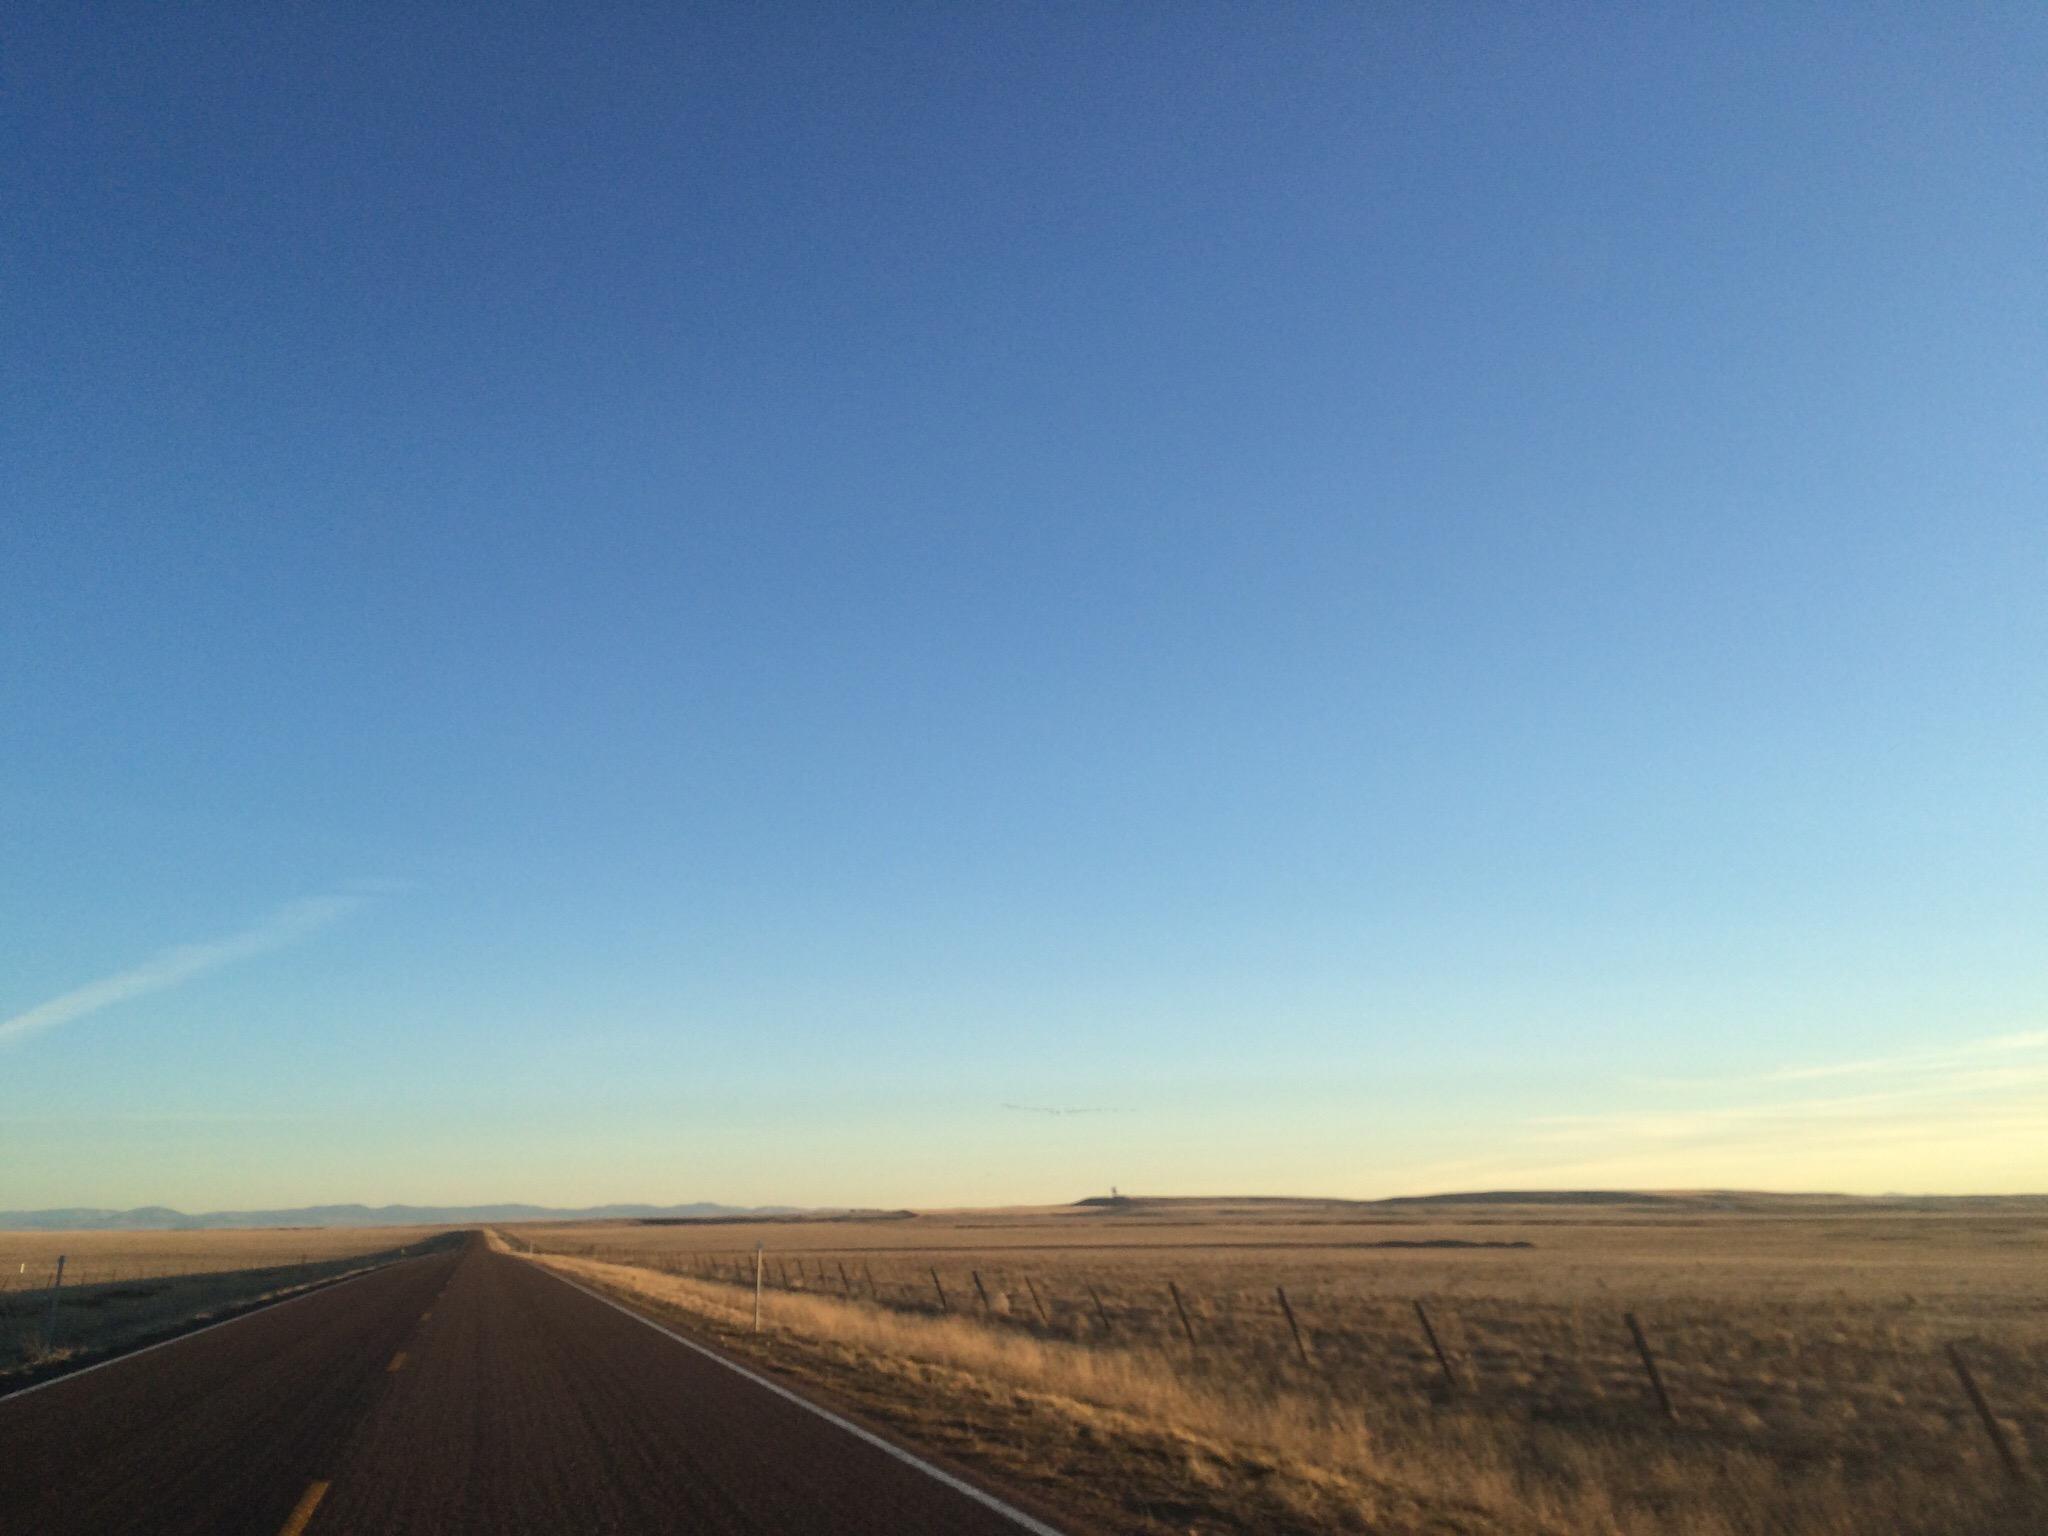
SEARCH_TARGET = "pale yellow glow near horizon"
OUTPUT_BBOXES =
[6,1031,2043,1213]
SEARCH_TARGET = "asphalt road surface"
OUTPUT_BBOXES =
[0,1234,1064,1535]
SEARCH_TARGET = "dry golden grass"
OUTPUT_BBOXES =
[0,1226,460,1383]
[500,1238,1502,1535]
[506,1198,2047,1535]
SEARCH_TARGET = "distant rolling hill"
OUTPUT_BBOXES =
[0,1202,798,1231]
[1071,1190,2048,1215]
[1369,1189,2048,1211]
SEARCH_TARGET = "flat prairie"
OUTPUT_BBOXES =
[509,1195,2047,1535]
[0,1225,448,1283]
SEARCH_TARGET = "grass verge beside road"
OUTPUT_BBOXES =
[0,1230,462,1391]
[500,1235,1510,1535]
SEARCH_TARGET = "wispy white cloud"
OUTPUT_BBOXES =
[0,894,364,1047]
[1387,1028,2048,1196]
[1639,1029,2048,1090]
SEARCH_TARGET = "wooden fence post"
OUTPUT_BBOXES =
[929,1267,950,1314]
[1168,1281,1198,1351]
[862,1262,879,1300]
[1625,1312,1677,1421]
[972,1270,993,1311]
[1948,1342,2026,1483]
[1415,1300,1459,1394]
[1276,1285,1312,1366]
[838,1260,854,1298]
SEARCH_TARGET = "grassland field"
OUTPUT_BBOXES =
[505,1196,2047,1535]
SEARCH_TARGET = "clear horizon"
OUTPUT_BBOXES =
[6,6,2044,1210]
[10,1184,2048,1224]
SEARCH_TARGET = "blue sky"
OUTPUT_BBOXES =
[4,4,2044,1209]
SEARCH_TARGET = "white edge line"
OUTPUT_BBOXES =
[0,1253,428,1407]
[525,1258,1070,1536]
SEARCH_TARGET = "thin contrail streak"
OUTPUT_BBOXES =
[1001,1103,1130,1117]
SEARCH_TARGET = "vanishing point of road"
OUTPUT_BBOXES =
[0,1234,1066,1535]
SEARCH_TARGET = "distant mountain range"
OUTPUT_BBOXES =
[11,1189,2043,1232]
[0,1202,797,1231]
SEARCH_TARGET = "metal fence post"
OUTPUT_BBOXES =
[1415,1300,1459,1394]
[1168,1281,1198,1351]
[1276,1285,1312,1366]
[1948,1342,2025,1482]
[1625,1312,1677,1421]
[44,1255,67,1349]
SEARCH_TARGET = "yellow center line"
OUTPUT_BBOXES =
[277,1480,329,1536]
[387,1350,408,1372]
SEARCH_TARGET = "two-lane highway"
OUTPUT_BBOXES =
[0,1248,456,1534]
[0,1235,1064,1535]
